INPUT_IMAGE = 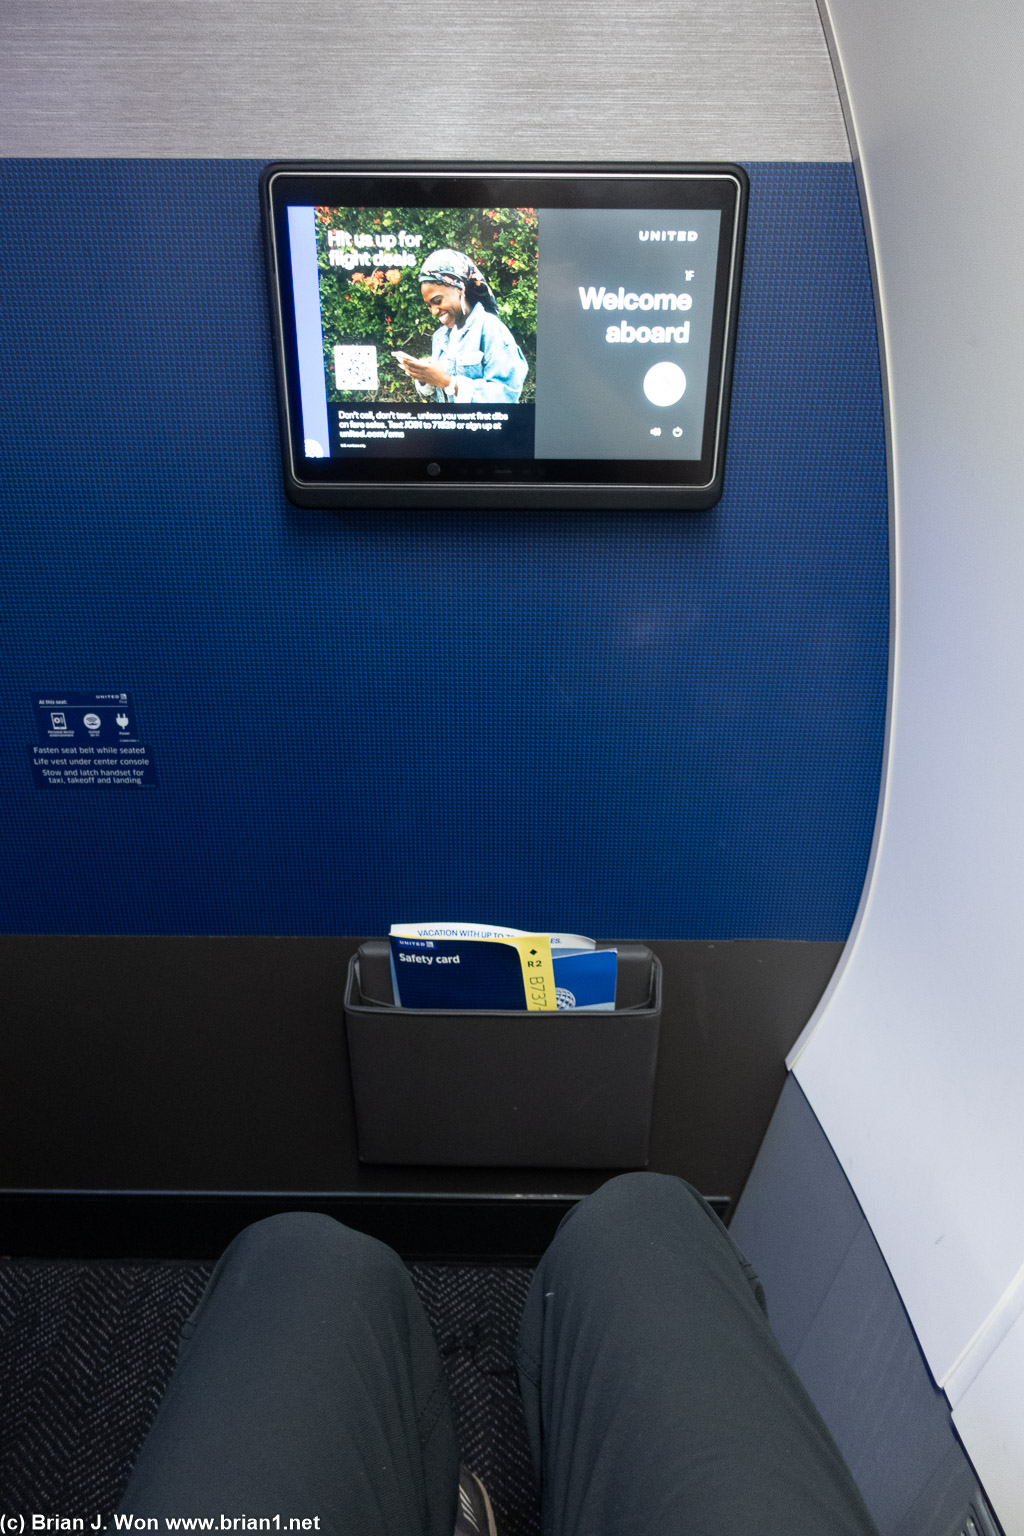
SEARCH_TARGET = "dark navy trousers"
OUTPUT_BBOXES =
[116,1174,879,1535]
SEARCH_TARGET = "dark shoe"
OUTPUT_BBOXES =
[454,1465,497,1536]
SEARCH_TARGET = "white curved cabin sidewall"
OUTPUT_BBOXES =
[789,1,1024,1525]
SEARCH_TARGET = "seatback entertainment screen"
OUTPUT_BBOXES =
[261,163,747,510]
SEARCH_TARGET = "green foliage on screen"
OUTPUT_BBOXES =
[315,205,538,403]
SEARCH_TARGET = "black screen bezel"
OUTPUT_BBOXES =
[261,161,747,511]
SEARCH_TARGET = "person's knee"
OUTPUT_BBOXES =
[223,1211,406,1292]
[568,1171,707,1236]
[585,1170,703,1212]
[540,1173,714,1279]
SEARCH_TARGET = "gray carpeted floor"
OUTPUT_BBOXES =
[0,1259,540,1536]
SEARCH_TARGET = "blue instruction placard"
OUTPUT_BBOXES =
[29,690,157,787]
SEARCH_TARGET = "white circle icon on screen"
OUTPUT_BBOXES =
[304,438,325,458]
[643,362,687,407]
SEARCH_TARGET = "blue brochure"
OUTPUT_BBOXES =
[389,924,617,1012]
[552,947,618,1010]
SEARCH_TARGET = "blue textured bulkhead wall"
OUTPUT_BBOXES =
[0,158,887,939]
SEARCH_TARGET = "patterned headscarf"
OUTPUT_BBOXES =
[418,248,499,313]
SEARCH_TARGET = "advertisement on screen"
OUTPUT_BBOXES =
[289,203,721,464]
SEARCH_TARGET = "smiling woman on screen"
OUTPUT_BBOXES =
[393,249,529,404]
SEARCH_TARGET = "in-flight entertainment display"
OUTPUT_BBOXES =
[261,164,747,510]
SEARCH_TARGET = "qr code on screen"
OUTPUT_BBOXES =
[334,345,378,391]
